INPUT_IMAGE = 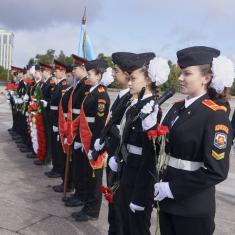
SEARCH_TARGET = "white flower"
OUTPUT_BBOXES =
[211,56,235,94]
[148,57,170,86]
[100,67,114,87]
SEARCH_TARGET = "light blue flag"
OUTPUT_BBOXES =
[78,23,95,61]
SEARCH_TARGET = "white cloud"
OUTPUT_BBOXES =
[13,23,81,66]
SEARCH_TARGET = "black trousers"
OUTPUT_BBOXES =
[81,152,103,218]
[159,211,215,235]
[119,182,153,235]
[42,110,52,163]
[71,147,87,201]
[51,131,63,173]
[106,166,123,235]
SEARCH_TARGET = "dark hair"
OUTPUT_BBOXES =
[93,67,106,76]
[198,64,230,102]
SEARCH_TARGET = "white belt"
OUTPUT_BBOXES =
[86,117,95,123]
[52,125,59,132]
[72,109,80,115]
[127,144,143,156]
[50,106,58,110]
[168,156,204,171]
[64,113,67,118]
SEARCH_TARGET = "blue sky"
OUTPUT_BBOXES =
[0,0,234,66]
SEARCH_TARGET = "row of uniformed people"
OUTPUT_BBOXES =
[6,45,234,235]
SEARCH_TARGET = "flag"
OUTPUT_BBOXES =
[78,9,95,61]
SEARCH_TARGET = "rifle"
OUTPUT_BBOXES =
[91,92,132,161]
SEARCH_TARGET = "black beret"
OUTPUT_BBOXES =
[85,59,108,72]
[177,46,220,68]
[112,52,135,71]
[121,52,155,74]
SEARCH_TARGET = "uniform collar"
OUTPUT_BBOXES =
[184,93,206,108]
[119,88,130,98]
[57,77,66,84]
[130,93,153,106]
[89,84,99,93]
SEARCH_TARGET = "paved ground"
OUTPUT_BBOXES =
[0,90,234,234]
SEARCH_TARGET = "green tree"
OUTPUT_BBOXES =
[35,49,55,65]
[0,66,11,80]
[160,62,180,91]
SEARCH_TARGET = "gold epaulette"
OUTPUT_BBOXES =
[202,99,227,112]
[98,87,105,93]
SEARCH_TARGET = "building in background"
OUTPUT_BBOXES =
[0,30,14,69]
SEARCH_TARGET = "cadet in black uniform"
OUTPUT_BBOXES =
[93,52,133,235]
[37,63,55,162]
[156,46,234,235]
[52,79,74,192]
[46,60,68,178]
[64,54,92,207]
[73,59,112,222]
[115,53,170,235]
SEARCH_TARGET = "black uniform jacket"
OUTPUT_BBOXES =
[50,78,67,127]
[120,95,157,207]
[41,77,55,103]
[81,84,110,150]
[160,94,232,217]
[105,91,132,156]
[72,77,92,142]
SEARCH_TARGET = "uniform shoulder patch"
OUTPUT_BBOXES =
[98,86,105,93]
[97,99,106,116]
[85,91,89,96]
[212,150,225,160]
[215,124,229,134]
[202,99,227,112]
[214,132,227,149]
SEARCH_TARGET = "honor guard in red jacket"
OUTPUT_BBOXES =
[72,59,112,222]
[63,54,92,207]
[45,60,68,179]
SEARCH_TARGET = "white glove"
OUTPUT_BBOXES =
[64,138,67,144]
[17,98,23,104]
[40,99,48,108]
[57,135,60,142]
[74,142,82,150]
[94,138,105,151]
[88,150,93,160]
[129,202,145,213]
[108,156,118,172]
[23,94,29,101]
[52,125,58,132]
[141,100,159,131]
[154,182,174,201]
